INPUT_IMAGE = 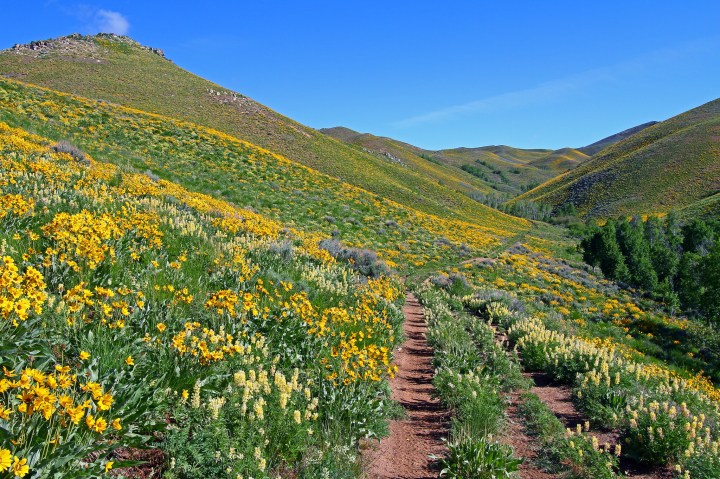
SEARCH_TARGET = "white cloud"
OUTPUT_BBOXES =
[95,9,129,35]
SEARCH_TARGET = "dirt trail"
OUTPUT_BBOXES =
[364,292,449,479]
[504,391,557,479]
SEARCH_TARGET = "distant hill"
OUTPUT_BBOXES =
[578,121,659,156]
[319,127,498,196]
[527,148,589,171]
[322,129,590,196]
[0,34,501,225]
[512,99,720,218]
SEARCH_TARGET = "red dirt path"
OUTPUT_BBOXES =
[363,292,449,479]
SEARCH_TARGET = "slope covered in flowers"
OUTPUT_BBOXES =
[0,120,414,478]
[0,78,534,274]
[0,34,518,232]
[422,241,720,478]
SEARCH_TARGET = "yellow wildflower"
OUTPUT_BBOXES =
[12,456,29,477]
[0,449,11,472]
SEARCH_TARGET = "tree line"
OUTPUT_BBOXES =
[470,192,554,222]
[580,214,720,321]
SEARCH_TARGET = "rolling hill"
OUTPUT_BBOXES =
[319,126,499,196]
[0,33,501,226]
[512,98,720,218]
[0,76,540,275]
[577,121,658,156]
[322,127,590,196]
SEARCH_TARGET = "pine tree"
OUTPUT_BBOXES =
[616,218,657,291]
[678,252,704,314]
[596,220,629,282]
[701,242,720,323]
[644,215,679,284]
[682,218,714,255]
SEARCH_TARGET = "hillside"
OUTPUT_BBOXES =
[0,77,539,274]
[526,147,589,171]
[0,34,500,225]
[577,121,659,156]
[2,31,720,479]
[0,109,415,478]
[322,128,592,196]
[0,63,576,479]
[319,126,499,196]
[513,98,720,218]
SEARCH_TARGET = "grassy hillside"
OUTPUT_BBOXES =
[319,126,498,196]
[577,121,658,156]
[513,98,720,218]
[0,34,504,225]
[526,147,589,171]
[322,128,592,196]
[0,113,415,478]
[0,77,537,273]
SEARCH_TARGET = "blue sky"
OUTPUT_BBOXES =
[5,1,720,150]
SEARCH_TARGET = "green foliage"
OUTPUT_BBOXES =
[436,438,522,479]
[581,220,629,283]
[519,393,621,479]
[580,215,720,327]
[433,368,505,437]
[518,393,566,441]
[417,285,529,476]
[616,219,658,291]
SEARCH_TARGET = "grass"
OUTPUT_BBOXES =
[319,126,500,197]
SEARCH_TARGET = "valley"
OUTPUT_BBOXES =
[0,31,718,479]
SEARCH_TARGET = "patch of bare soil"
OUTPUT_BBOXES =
[363,293,449,479]
[526,372,671,479]
[503,391,559,479]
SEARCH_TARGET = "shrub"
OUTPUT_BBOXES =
[318,239,390,278]
[52,140,90,165]
[436,438,522,479]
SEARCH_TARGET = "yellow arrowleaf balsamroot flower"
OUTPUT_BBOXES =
[79,351,90,361]
[97,393,113,411]
[0,449,11,472]
[105,461,114,472]
[125,356,134,366]
[12,456,29,477]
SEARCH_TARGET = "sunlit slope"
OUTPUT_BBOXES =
[526,147,589,171]
[320,127,498,196]
[577,121,658,156]
[322,128,591,196]
[0,77,536,271]
[0,34,511,225]
[514,98,720,218]
[0,112,415,479]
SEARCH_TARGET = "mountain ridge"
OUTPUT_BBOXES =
[512,97,720,218]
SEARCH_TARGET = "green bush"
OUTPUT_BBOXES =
[436,438,522,479]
